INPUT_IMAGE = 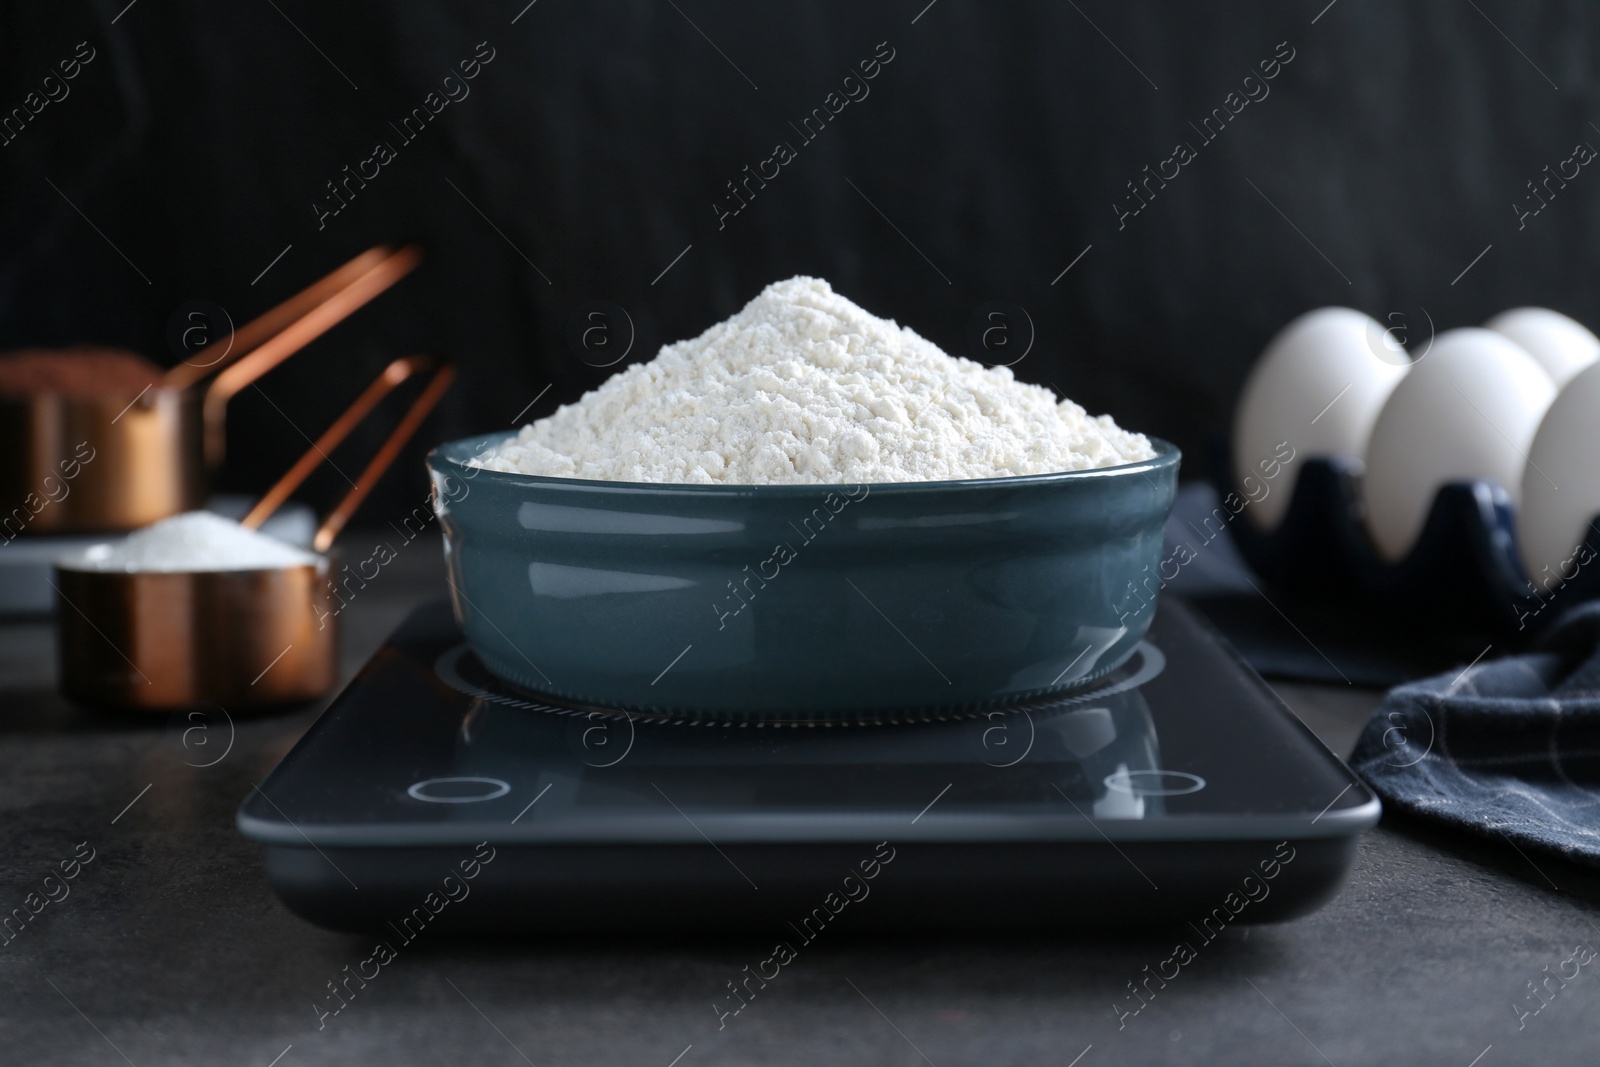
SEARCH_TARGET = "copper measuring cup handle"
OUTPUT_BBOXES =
[168,244,423,468]
[162,245,398,390]
[241,355,456,553]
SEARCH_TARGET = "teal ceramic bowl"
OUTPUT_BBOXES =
[427,433,1179,718]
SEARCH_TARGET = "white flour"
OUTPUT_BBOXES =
[63,512,317,572]
[476,277,1154,484]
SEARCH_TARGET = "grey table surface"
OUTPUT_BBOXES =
[4,530,1599,1067]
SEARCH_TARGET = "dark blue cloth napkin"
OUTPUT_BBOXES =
[1351,601,1600,867]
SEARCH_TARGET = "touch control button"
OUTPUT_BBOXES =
[1103,769,1206,797]
[406,776,512,803]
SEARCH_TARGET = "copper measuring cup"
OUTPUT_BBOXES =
[54,354,455,711]
[0,245,420,535]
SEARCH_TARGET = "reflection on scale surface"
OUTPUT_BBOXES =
[436,642,1184,821]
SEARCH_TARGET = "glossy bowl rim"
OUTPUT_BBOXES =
[428,432,1180,498]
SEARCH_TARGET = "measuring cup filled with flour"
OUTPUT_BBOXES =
[55,356,453,711]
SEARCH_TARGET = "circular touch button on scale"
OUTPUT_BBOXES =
[406,777,512,804]
[1103,769,1207,797]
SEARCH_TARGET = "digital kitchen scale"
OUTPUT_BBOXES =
[237,599,1379,933]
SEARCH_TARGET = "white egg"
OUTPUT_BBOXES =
[1518,360,1600,588]
[1233,307,1409,530]
[1485,307,1600,388]
[1362,328,1555,562]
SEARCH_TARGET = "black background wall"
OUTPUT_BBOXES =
[3,0,1597,520]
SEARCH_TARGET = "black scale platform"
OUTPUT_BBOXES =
[236,599,1378,933]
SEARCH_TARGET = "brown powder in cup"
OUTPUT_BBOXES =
[0,347,163,397]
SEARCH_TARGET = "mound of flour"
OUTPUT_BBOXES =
[475,277,1155,484]
[64,512,317,572]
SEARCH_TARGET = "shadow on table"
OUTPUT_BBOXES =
[0,685,324,736]
[1380,807,1600,912]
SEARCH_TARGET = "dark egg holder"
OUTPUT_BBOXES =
[1216,451,1600,642]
